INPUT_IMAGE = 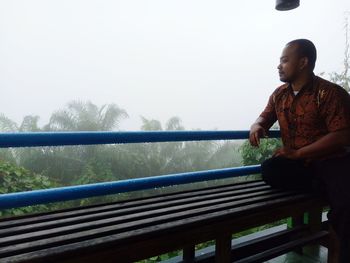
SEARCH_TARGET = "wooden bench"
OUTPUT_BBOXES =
[0,180,331,263]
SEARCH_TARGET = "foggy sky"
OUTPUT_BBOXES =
[0,0,349,131]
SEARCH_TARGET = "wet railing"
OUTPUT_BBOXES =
[0,130,280,209]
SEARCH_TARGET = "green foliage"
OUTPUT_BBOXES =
[240,138,282,166]
[0,161,54,193]
[0,161,57,217]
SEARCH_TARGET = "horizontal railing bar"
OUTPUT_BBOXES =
[0,130,280,148]
[0,165,261,210]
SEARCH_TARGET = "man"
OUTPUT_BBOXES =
[249,39,350,263]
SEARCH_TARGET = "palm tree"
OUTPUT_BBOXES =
[47,101,128,131]
[0,114,42,164]
[0,114,42,132]
[0,113,18,132]
[40,101,129,185]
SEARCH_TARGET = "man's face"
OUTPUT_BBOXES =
[277,44,303,83]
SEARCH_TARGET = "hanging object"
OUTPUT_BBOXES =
[276,0,300,11]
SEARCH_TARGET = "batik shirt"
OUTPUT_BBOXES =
[259,75,350,151]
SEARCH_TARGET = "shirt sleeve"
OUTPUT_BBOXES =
[320,86,350,132]
[259,92,278,130]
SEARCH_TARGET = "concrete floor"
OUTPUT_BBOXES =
[268,245,328,263]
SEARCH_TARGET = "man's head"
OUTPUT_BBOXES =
[278,39,317,83]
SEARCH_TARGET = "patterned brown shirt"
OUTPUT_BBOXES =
[260,75,350,150]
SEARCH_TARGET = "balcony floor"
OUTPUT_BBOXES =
[268,245,328,263]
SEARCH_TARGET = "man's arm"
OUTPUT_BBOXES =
[274,129,350,159]
[249,91,278,147]
[249,117,267,147]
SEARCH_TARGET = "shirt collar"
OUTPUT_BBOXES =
[288,73,316,95]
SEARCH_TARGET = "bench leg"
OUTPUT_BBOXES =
[215,234,231,263]
[327,225,340,263]
[307,208,323,232]
[289,208,323,256]
[306,208,324,259]
[289,215,304,255]
[183,245,195,262]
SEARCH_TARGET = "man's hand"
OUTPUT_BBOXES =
[274,129,350,161]
[249,123,266,147]
[273,147,300,159]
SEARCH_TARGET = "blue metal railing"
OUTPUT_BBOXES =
[0,130,280,209]
[0,130,280,148]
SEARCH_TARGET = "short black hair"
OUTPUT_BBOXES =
[287,39,317,70]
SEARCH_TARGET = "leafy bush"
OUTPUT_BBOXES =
[0,161,57,217]
[240,138,282,166]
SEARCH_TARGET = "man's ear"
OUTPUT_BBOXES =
[299,57,309,70]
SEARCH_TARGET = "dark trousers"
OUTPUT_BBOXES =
[261,155,350,263]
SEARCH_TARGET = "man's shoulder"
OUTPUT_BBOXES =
[273,83,289,95]
[315,76,349,97]
[315,76,345,91]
